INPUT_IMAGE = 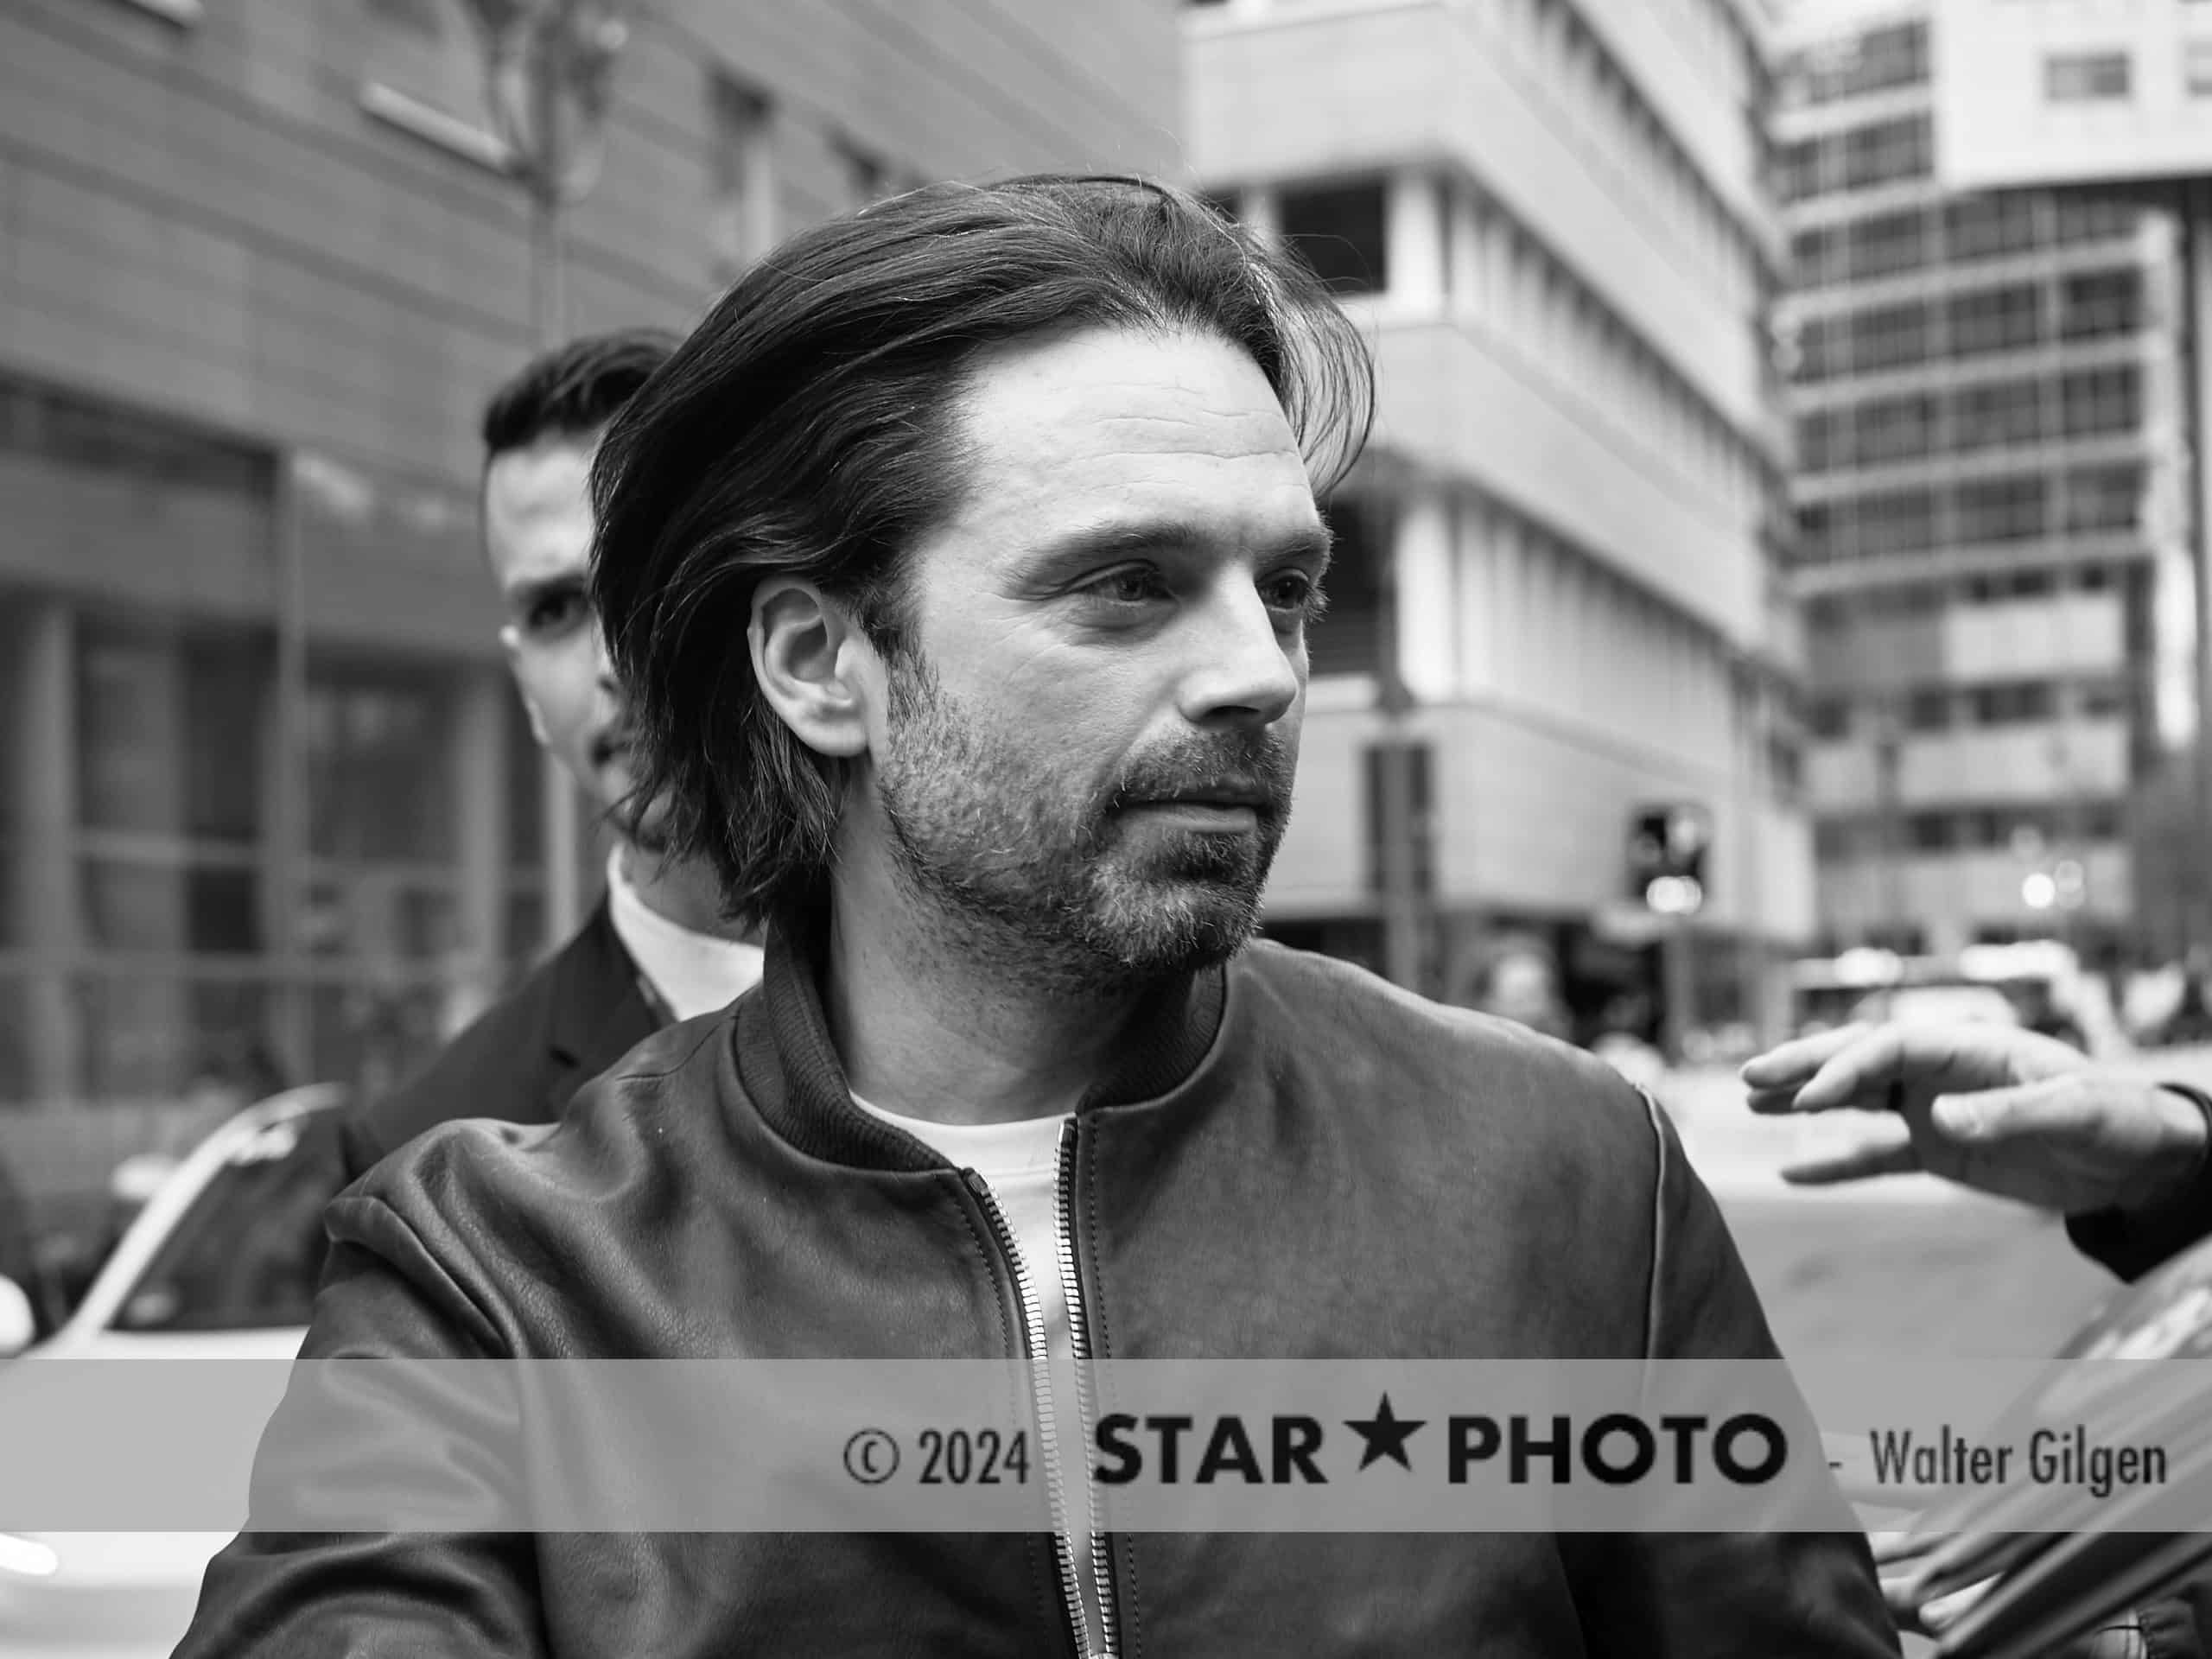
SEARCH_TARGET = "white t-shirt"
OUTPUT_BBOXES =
[849,1093,1106,1652]
[603,846,765,1021]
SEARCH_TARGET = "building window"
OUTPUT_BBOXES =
[74,617,276,957]
[1797,410,1844,473]
[1944,193,2043,263]
[1853,392,1939,467]
[1808,696,1849,740]
[303,664,458,868]
[1796,500,1840,563]
[1905,687,1951,731]
[1796,315,1845,381]
[1790,22,1929,106]
[708,73,777,282]
[2057,268,2144,339]
[1840,114,1933,193]
[1948,283,2044,358]
[1779,138,1817,203]
[2063,463,2144,534]
[1793,226,1843,287]
[1856,487,1938,556]
[1906,811,1956,852]
[358,0,507,171]
[1954,475,2049,544]
[1279,179,1389,295]
[2044,52,2133,103]
[2189,41,2212,97]
[2054,195,2139,244]
[1307,493,1388,676]
[0,371,272,499]
[2059,364,2143,437]
[1852,302,1930,372]
[1968,681,2056,725]
[1953,378,2044,452]
[1847,209,1930,281]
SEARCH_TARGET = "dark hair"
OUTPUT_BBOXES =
[480,327,683,461]
[591,173,1376,927]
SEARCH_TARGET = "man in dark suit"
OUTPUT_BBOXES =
[339,332,765,1181]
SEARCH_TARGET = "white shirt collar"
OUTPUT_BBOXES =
[602,844,765,1022]
[848,1091,1065,1178]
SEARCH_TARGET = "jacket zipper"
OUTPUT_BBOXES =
[962,1168,1106,1659]
[1054,1116,1121,1659]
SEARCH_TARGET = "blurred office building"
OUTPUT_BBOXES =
[1186,0,1812,1042]
[1775,0,2194,964]
[0,0,1175,1222]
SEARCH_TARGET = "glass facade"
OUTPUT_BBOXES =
[0,369,597,1121]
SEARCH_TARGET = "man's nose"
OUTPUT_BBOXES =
[1177,582,1301,730]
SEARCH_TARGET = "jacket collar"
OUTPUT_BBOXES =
[734,908,1227,1173]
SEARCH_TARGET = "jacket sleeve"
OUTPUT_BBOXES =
[2064,1085,2212,1285]
[171,1192,549,1659]
[1564,1091,1904,1659]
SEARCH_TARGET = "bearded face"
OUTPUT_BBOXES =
[874,652,1295,999]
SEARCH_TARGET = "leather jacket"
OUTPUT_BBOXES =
[177,922,1900,1657]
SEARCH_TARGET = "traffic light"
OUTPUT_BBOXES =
[1628,804,1711,917]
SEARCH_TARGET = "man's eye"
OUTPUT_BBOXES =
[526,592,589,634]
[1264,571,1328,620]
[1080,568,1170,607]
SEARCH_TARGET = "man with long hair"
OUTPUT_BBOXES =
[181,175,1897,1657]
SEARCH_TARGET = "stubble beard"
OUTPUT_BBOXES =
[874,653,1293,1002]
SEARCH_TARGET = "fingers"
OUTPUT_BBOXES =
[1758,1025,1913,1116]
[1779,1140,1923,1186]
[1866,1528,1931,1567]
[1917,1573,1998,1632]
[1879,1580,1931,1639]
[1745,1020,2084,1119]
[1739,1024,1871,1091]
[1927,1075,2101,1147]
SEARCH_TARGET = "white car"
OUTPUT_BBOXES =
[1847,982,2023,1030]
[0,1084,351,1659]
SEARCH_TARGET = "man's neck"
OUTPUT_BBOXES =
[821,878,1146,1128]
[618,842,753,941]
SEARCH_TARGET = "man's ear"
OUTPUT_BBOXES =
[751,577,875,760]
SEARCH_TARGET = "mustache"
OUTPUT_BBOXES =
[1104,733,1296,816]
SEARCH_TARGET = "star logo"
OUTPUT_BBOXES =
[1344,1393,1426,1471]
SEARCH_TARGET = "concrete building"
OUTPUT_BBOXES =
[0,0,1178,1206]
[1773,0,2192,963]
[1186,0,1813,1043]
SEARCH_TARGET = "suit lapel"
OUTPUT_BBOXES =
[544,899,662,1109]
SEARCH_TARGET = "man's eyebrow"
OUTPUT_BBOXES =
[1028,518,1336,570]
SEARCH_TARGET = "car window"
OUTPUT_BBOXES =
[112,1111,350,1333]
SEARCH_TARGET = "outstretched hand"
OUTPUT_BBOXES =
[1739,1023,2209,1217]
[1869,1528,2146,1656]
